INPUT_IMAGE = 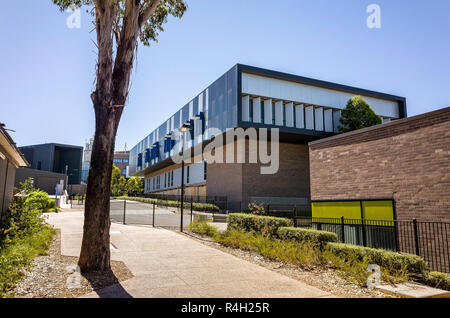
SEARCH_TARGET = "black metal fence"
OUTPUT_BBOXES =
[293,216,450,273]
[140,193,228,212]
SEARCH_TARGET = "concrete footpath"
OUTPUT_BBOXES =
[46,211,334,298]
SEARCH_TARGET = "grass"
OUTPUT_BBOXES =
[0,225,55,297]
[187,221,410,287]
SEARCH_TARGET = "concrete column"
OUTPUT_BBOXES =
[305,106,314,130]
[253,97,261,123]
[264,99,272,125]
[295,104,304,129]
[242,95,250,122]
[285,102,294,127]
[275,101,283,126]
[324,109,333,132]
[315,107,324,131]
[333,110,341,133]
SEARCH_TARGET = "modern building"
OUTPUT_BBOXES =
[130,64,406,210]
[19,143,83,185]
[0,123,29,220]
[113,150,130,178]
[81,137,94,184]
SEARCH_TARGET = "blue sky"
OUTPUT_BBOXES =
[1,0,449,150]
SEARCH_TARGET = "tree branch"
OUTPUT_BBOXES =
[138,0,162,28]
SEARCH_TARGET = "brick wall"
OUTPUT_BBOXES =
[309,106,450,222]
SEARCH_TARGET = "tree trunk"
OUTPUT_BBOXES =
[78,104,120,272]
[77,0,143,273]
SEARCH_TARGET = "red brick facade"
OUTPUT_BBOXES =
[309,107,450,272]
[309,106,450,222]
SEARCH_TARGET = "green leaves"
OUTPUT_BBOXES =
[52,0,187,47]
[338,95,382,133]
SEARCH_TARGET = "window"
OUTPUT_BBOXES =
[37,161,42,170]
[170,171,174,187]
[272,101,276,125]
[186,166,190,184]
[122,169,126,175]
[249,99,253,122]
[283,103,286,126]
[123,159,129,163]
[204,162,207,180]
[164,173,167,188]
[261,100,264,123]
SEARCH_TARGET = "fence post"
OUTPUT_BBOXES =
[152,202,155,228]
[123,200,126,225]
[190,197,193,224]
[361,218,367,247]
[341,216,345,243]
[413,218,420,256]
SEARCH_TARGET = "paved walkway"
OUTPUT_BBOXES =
[46,211,334,298]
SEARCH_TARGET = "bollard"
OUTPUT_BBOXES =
[152,202,155,228]
[190,198,193,224]
[123,200,126,225]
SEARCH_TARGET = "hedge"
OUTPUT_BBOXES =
[424,271,450,291]
[277,227,338,246]
[327,242,427,274]
[227,213,292,237]
[115,196,219,212]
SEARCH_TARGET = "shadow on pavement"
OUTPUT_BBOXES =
[82,269,133,298]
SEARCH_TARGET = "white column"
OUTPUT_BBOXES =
[242,95,250,122]
[305,106,314,130]
[295,104,304,129]
[324,109,333,132]
[189,100,194,119]
[253,97,261,123]
[285,102,294,127]
[275,101,283,126]
[264,99,272,125]
[333,110,341,133]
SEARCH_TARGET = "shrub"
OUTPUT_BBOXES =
[25,191,50,212]
[247,203,266,215]
[277,227,338,246]
[227,213,292,237]
[188,221,218,237]
[115,196,219,212]
[424,271,450,291]
[215,229,322,269]
[327,242,427,275]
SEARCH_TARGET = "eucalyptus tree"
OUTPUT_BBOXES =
[52,0,187,272]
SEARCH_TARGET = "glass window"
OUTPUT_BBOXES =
[204,162,207,180]
[261,100,264,123]
[249,99,253,122]
[272,101,276,125]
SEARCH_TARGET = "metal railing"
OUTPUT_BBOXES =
[293,216,450,273]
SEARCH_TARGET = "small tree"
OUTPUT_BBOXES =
[338,96,381,133]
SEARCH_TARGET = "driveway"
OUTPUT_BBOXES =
[46,211,334,298]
